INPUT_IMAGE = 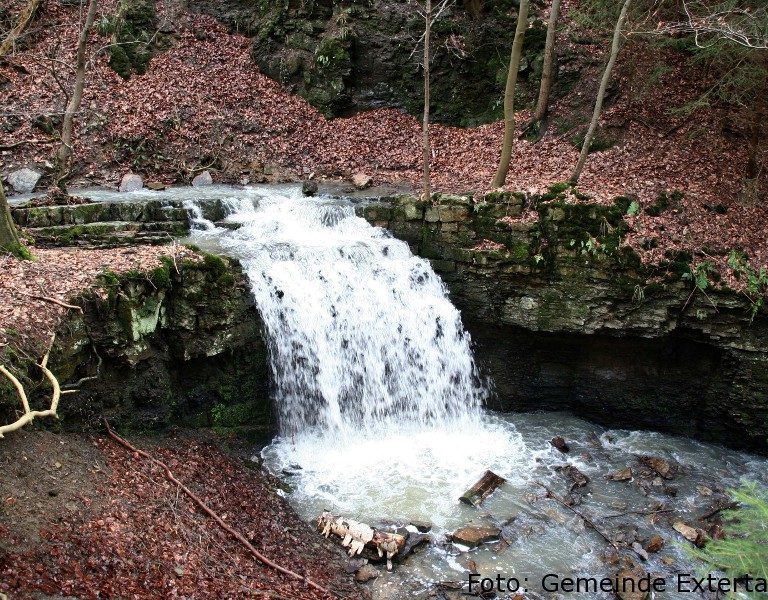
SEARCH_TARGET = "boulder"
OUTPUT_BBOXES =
[550,436,570,453]
[7,167,42,193]
[192,170,213,187]
[607,467,633,482]
[449,525,500,548]
[354,564,380,583]
[119,173,144,192]
[644,534,664,553]
[146,181,167,191]
[302,180,318,196]
[352,173,372,190]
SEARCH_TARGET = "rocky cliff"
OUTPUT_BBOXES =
[0,253,274,441]
[190,0,552,125]
[358,191,768,451]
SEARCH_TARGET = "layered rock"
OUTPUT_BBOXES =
[0,255,273,440]
[358,191,768,451]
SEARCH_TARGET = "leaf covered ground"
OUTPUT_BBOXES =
[0,430,363,599]
[0,1,765,277]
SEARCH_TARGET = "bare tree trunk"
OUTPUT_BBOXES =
[0,0,42,58]
[422,0,432,202]
[0,180,22,255]
[746,60,766,180]
[531,0,562,125]
[56,0,99,179]
[491,0,529,189]
[570,0,631,186]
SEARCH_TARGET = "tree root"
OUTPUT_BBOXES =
[0,337,60,438]
[103,421,338,598]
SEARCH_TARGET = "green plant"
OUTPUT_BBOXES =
[689,483,768,598]
[626,200,640,216]
[728,251,768,322]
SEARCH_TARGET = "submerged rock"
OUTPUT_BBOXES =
[607,467,633,482]
[644,534,664,553]
[555,464,590,488]
[639,456,675,479]
[450,526,501,548]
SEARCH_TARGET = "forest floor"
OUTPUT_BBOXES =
[1,1,766,277]
[0,429,364,600]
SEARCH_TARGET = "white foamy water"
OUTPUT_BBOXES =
[189,185,486,438]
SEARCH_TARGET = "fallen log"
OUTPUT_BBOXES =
[317,512,406,571]
[459,470,506,507]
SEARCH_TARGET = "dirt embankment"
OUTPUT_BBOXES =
[0,429,365,599]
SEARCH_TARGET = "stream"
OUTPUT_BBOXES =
[81,184,768,599]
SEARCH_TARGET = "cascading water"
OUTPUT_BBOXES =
[214,191,484,437]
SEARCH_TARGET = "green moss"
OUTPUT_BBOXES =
[107,0,157,79]
[647,190,683,217]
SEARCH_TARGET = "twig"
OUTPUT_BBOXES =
[534,482,618,550]
[103,421,338,598]
[25,294,84,313]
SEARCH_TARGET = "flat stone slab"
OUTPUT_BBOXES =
[449,525,501,548]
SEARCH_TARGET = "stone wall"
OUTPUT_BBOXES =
[358,192,768,451]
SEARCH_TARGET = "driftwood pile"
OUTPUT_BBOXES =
[317,512,406,571]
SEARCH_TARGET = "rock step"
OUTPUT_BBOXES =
[27,221,189,247]
[10,197,231,229]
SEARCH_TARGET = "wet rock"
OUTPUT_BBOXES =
[119,173,144,192]
[673,521,707,547]
[302,180,318,196]
[644,535,664,553]
[355,564,380,583]
[639,456,674,479]
[146,181,166,191]
[631,542,649,561]
[555,464,589,488]
[7,167,42,193]
[550,436,570,453]
[450,525,501,548]
[400,532,430,559]
[345,557,367,574]
[409,520,432,533]
[192,170,213,187]
[697,485,713,496]
[607,467,633,482]
[615,568,650,600]
[352,173,372,190]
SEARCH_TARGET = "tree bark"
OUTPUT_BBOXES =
[0,179,22,254]
[422,0,432,202]
[491,0,530,189]
[570,0,631,186]
[532,0,562,125]
[0,0,42,58]
[56,0,99,177]
[746,59,766,180]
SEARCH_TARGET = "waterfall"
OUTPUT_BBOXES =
[188,186,486,438]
